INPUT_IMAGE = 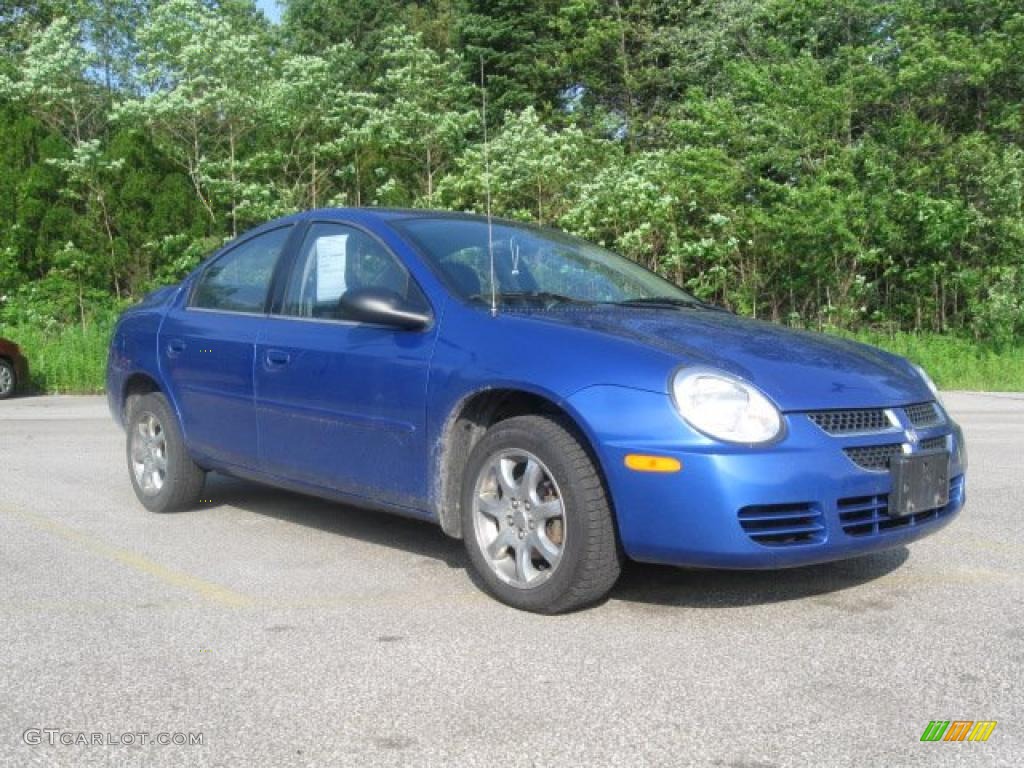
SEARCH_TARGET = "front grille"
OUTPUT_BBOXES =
[844,435,950,471]
[808,409,891,435]
[738,502,825,547]
[904,401,943,427]
[844,443,903,471]
[919,435,948,452]
[806,402,944,437]
[838,476,963,536]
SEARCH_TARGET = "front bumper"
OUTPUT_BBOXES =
[568,386,966,569]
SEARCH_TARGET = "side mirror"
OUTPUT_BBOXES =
[337,287,431,330]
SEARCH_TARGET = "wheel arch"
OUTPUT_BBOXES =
[121,372,163,422]
[433,385,612,539]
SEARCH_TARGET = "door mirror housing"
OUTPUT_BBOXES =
[337,287,431,330]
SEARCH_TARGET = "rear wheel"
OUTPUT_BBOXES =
[126,393,205,513]
[460,414,622,613]
[0,359,15,399]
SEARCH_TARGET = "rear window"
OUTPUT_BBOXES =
[191,227,292,313]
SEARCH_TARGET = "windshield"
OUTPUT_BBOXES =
[392,217,698,306]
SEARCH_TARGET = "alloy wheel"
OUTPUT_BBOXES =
[130,411,168,497]
[471,449,566,588]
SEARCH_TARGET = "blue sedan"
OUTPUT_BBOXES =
[107,209,967,612]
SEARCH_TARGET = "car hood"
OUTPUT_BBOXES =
[531,307,930,411]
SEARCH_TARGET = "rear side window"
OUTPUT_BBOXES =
[191,226,292,313]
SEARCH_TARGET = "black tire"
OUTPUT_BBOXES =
[126,392,205,513]
[460,414,622,613]
[0,359,15,399]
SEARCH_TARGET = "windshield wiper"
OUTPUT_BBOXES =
[607,297,714,310]
[470,291,593,306]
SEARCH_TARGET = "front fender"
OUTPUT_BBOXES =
[565,383,703,559]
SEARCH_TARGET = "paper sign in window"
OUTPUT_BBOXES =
[315,234,348,302]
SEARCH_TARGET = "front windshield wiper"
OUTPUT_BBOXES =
[469,291,594,307]
[607,297,716,310]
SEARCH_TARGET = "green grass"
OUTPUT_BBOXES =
[838,330,1024,391]
[1,319,1021,394]
[2,320,113,394]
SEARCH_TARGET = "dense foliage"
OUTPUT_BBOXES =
[1,0,1022,347]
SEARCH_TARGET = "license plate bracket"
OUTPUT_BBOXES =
[889,450,950,518]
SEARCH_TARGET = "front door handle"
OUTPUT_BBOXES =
[166,338,186,358]
[264,349,291,368]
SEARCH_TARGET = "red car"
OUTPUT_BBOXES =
[0,337,28,399]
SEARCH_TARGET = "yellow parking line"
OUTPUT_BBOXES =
[3,507,254,608]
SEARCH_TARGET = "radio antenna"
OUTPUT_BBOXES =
[481,56,497,316]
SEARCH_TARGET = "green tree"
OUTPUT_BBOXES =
[0,16,127,296]
[261,43,377,208]
[457,0,569,116]
[372,27,476,205]
[123,0,275,235]
[438,106,595,224]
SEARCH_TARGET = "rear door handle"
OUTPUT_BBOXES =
[264,349,291,368]
[166,339,186,358]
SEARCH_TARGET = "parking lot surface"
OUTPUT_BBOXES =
[1,392,1021,767]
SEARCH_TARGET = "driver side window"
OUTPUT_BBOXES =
[282,222,426,322]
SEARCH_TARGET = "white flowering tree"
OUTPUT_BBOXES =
[121,0,274,236]
[0,16,126,296]
[371,28,477,206]
[437,106,592,224]
[260,43,378,210]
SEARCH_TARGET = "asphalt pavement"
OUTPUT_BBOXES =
[0,392,1021,767]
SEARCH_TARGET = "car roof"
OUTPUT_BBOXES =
[233,208,552,253]
[300,208,515,226]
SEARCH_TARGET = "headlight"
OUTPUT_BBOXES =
[671,369,782,444]
[913,363,943,404]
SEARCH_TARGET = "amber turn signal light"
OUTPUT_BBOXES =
[624,454,682,473]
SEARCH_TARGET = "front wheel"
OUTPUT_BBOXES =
[460,414,622,613]
[126,392,205,513]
